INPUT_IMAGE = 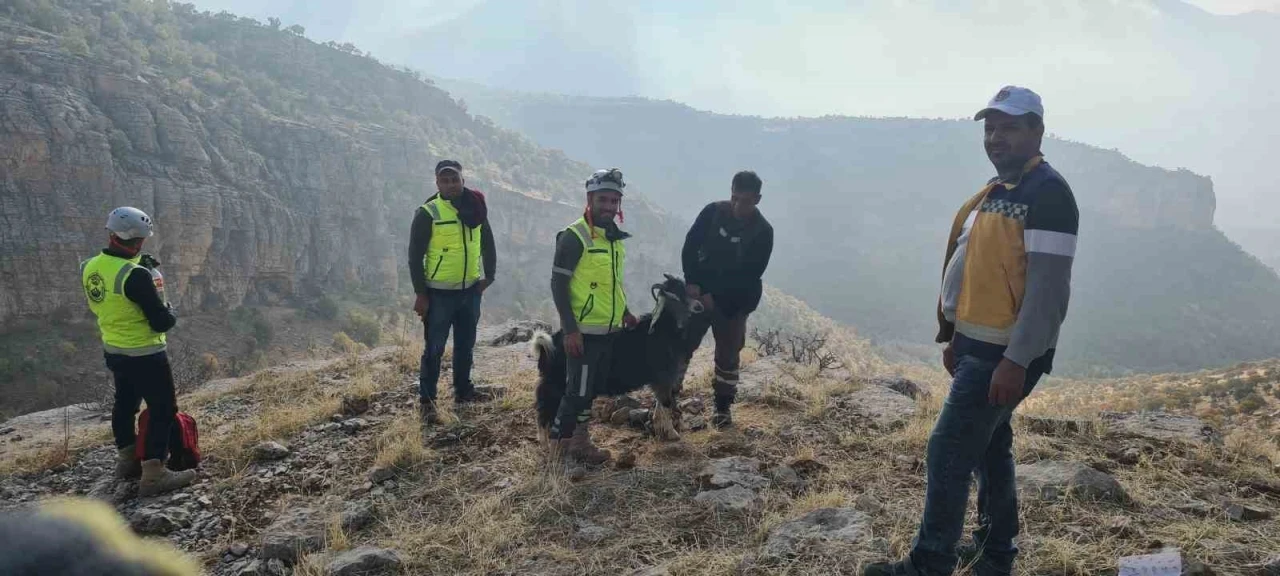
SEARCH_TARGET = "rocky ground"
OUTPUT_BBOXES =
[2,321,1279,575]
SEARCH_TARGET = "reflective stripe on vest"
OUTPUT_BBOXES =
[82,253,166,355]
[422,197,483,290]
[565,217,627,333]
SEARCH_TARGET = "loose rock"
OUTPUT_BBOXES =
[868,376,928,400]
[253,441,291,461]
[229,542,250,557]
[341,395,370,416]
[699,457,769,491]
[762,507,872,558]
[341,419,370,433]
[575,520,614,544]
[628,409,651,428]
[341,500,377,532]
[854,494,884,515]
[695,485,762,513]
[130,507,191,535]
[369,465,396,483]
[326,547,403,576]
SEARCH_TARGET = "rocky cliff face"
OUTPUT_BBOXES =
[0,16,680,323]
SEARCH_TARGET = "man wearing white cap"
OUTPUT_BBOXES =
[408,159,498,423]
[866,86,1079,576]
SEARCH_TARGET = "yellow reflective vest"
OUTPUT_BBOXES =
[563,217,627,334]
[81,253,166,356]
[421,196,483,290]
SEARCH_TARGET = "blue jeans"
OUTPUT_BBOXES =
[909,354,1046,576]
[419,287,482,403]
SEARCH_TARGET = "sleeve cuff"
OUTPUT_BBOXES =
[1002,347,1036,369]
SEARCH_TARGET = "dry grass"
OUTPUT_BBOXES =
[373,414,430,470]
[0,428,111,476]
[6,328,1278,576]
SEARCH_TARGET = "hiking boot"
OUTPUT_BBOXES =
[567,426,612,465]
[115,445,141,480]
[138,459,196,497]
[711,410,734,430]
[863,559,918,576]
[955,541,1012,576]
[455,386,494,404]
[419,400,439,424]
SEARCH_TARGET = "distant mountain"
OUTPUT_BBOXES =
[443,80,1280,376]
[369,0,1279,232]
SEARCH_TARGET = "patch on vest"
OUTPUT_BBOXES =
[86,272,106,303]
[979,198,1029,221]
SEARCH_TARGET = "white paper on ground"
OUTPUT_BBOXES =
[1118,550,1182,576]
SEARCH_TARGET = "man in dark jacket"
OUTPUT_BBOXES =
[407,160,498,422]
[681,170,774,428]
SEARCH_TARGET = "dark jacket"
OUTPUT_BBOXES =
[408,187,497,295]
[102,248,176,334]
[682,201,774,316]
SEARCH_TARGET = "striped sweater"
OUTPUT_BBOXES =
[936,156,1079,372]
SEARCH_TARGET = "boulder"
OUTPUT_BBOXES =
[695,485,762,513]
[698,457,769,491]
[762,507,872,558]
[260,506,325,564]
[840,385,916,429]
[326,547,403,576]
[1016,461,1127,503]
[1100,412,1220,445]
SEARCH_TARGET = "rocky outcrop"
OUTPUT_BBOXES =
[0,17,682,323]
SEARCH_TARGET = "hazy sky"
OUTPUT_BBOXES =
[189,0,1279,233]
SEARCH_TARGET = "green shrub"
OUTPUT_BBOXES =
[342,310,381,347]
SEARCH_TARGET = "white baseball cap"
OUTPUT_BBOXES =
[974,86,1043,121]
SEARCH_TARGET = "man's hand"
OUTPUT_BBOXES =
[139,253,161,269]
[478,278,494,294]
[622,312,638,328]
[686,284,702,299]
[564,331,584,358]
[413,294,429,318]
[943,344,956,376]
[988,358,1027,406]
[699,294,715,312]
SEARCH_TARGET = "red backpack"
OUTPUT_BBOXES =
[134,409,201,471]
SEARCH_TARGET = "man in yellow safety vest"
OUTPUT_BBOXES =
[547,168,637,467]
[408,160,498,423]
[81,207,196,496]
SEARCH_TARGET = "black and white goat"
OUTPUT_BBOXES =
[532,274,704,441]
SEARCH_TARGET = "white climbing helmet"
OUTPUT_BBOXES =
[585,168,625,195]
[105,206,154,240]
